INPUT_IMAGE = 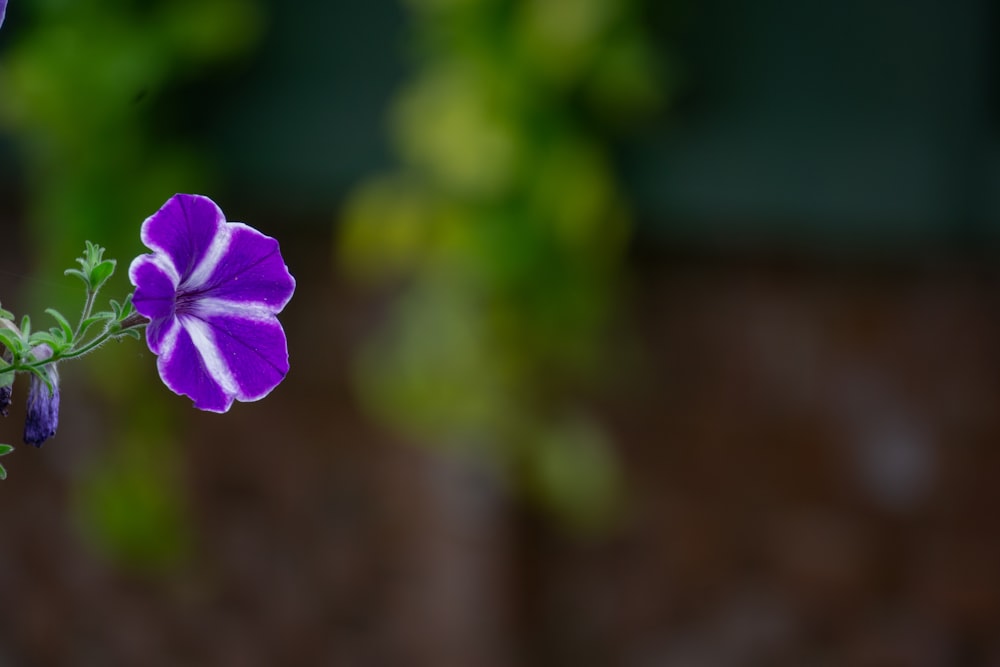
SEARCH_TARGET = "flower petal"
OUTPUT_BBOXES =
[140,194,225,281]
[144,316,175,356]
[197,309,290,402]
[155,317,235,413]
[129,254,179,321]
[0,0,6,30]
[131,193,295,412]
[198,223,296,311]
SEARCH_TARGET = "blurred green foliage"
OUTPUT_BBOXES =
[0,0,262,568]
[76,400,192,571]
[0,0,263,306]
[341,0,662,529]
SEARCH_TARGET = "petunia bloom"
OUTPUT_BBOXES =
[0,0,6,30]
[23,345,59,447]
[129,194,295,413]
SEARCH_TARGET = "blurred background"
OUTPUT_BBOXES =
[1,0,1000,664]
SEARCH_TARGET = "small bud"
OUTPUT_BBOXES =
[1,344,12,417]
[23,369,59,447]
[23,345,59,447]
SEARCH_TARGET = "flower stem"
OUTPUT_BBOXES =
[47,325,141,362]
[119,313,150,330]
[75,288,98,340]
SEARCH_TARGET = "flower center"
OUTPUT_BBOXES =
[174,287,206,316]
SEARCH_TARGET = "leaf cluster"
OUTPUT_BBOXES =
[0,242,143,390]
[64,240,117,294]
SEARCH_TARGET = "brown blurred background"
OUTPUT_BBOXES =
[1,0,1000,665]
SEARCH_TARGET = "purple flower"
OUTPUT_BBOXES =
[128,194,295,413]
[0,1,6,30]
[23,346,59,447]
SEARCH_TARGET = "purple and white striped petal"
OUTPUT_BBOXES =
[154,319,235,413]
[130,254,179,323]
[0,0,7,30]
[129,194,295,413]
[140,194,226,284]
[196,223,296,310]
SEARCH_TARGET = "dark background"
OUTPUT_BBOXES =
[1,1,1000,664]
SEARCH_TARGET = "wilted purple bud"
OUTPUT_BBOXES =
[0,384,10,417]
[0,340,10,416]
[23,346,59,447]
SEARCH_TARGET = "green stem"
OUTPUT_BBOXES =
[75,288,98,340]
[6,321,148,371]
[59,331,125,360]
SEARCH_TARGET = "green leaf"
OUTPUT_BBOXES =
[20,315,30,339]
[30,331,60,347]
[79,312,115,337]
[30,331,71,356]
[46,308,75,342]
[88,241,105,263]
[0,444,12,481]
[109,295,137,323]
[0,329,23,357]
[89,259,117,289]
[118,293,135,318]
[67,242,114,291]
[64,268,90,286]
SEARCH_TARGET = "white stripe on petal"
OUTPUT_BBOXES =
[157,317,183,359]
[179,315,239,397]
[152,253,181,287]
[188,297,278,321]
[132,246,182,287]
[185,225,232,289]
